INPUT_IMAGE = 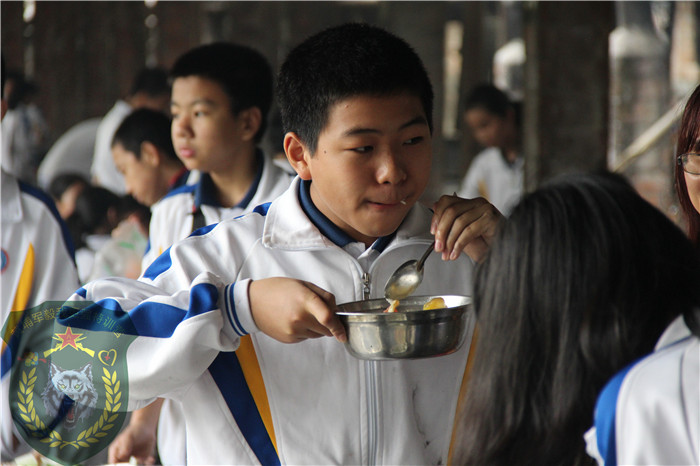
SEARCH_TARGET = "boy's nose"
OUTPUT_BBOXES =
[376,148,407,184]
[172,115,193,136]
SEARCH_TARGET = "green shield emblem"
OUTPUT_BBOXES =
[2,301,136,465]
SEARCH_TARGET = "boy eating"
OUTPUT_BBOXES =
[28,23,500,464]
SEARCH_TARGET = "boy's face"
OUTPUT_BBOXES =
[464,107,508,149]
[291,93,432,247]
[170,76,250,174]
[112,143,164,206]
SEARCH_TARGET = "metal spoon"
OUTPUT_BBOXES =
[384,241,436,301]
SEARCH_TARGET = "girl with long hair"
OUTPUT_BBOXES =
[453,171,700,465]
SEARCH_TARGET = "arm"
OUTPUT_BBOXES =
[63,273,346,405]
[249,278,346,343]
[61,272,241,403]
[107,399,163,465]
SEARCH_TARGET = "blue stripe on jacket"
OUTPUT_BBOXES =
[209,351,280,465]
[55,283,219,338]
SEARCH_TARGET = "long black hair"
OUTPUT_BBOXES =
[454,171,700,465]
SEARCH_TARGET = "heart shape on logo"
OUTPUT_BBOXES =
[98,349,117,366]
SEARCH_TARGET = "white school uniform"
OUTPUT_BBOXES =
[457,146,523,216]
[68,176,476,464]
[1,169,80,461]
[586,315,699,465]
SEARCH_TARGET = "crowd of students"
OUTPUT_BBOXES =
[1,22,699,466]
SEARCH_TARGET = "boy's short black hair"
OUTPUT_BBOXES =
[170,42,273,143]
[112,108,178,162]
[47,173,89,201]
[463,84,511,117]
[277,22,434,154]
[130,67,170,97]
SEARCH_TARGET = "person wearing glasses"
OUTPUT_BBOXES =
[675,84,700,247]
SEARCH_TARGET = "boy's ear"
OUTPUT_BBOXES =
[284,132,312,180]
[140,141,161,167]
[238,107,262,142]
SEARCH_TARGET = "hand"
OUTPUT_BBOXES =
[431,194,503,263]
[249,278,347,343]
[107,399,163,465]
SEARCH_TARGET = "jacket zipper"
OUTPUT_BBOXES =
[362,272,371,300]
[361,271,378,465]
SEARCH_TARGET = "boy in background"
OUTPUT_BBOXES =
[51,23,500,464]
[111,108,188,208]
[140,42,293,269]
[109,43,293,465]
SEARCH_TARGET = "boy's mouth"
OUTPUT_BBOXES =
[368,197,409,208]
[178,147,195,158]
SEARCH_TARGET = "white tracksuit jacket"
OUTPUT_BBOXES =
[142,151,293,464]
[586,316,700,465]
[1,169,80,461]
[142,150,294,270]
[66,177,476,465]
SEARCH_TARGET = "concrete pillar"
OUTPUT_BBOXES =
[522,2,614,191]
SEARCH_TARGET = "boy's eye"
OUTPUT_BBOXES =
[351,146,373,154]
[404,136,424,145]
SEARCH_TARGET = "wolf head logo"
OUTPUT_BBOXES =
[41,362,98,430]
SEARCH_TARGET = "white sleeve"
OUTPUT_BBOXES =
[64,272,247,407]
[614,340,699,465]
[27,205,81,307]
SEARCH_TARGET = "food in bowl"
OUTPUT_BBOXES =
[383,296,446,313]
[384,299,400,313]
[422,297,446,310]
[337,295,473,360]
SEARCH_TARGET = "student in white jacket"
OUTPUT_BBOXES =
[588,313,699,465]
[111,43,293,465]
[1,58,81,462]
[140,42,294,270]
[9,24,502,464]
[0,170,81,462]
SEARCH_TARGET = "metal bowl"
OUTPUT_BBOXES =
[336,295,473,360]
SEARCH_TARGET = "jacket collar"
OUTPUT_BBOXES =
[193,150,264,210]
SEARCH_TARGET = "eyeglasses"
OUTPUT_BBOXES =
[678,152,700,175]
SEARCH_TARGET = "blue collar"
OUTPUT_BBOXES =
[298,179,395,251]
[193,150,264,210]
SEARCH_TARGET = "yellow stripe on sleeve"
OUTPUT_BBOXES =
[236,335,278,453]
[12,243,35,312]
[2,244,35,354]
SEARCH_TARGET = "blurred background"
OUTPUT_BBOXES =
[2,0,698,224]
